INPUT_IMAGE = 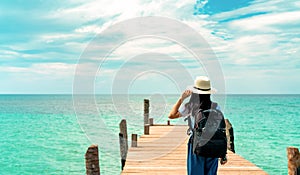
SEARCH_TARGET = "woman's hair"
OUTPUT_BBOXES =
[184,93,212,116]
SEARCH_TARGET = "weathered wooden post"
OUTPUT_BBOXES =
[144,124,150,135]
[144,99,150,125]
[287,147,300,175]
[225,119,235,153]
[149,118,154,126]
[119,119,128,151]
[144,99,150,135]
[119,133,126,170]
[131,134,137,147]
[119,119,128,170]
[85,144,100,175]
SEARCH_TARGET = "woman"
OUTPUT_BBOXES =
[168,76,227,175]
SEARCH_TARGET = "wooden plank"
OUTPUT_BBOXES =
[121,125,268,175]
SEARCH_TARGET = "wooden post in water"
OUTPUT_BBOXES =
[85,144,100,175]
[119,119,128,152]
[119,119,128,170]
[144,99,150,125]
[225,119,235,153]
[287,147,300,175]
[144,99,150,135]
[131,134,137,147]
[119,133,126,170]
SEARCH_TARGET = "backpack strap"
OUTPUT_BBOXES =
[185,102,219,135]
[211,102,218,110]
[185,108,204,135]
[184,114,193,135]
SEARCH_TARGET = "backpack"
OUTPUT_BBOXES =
[192,103,227,158]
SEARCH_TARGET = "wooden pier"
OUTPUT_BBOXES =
[121,124,268,175]
[84,99,299,175]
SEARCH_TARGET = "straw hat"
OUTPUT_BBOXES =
[187,76,216,94]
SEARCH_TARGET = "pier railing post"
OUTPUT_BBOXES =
[119,119,128,152]
[144,99,150,135]
[119,133,127,170]
[85,144,100,175]
[119,119,128,170]
[132,134,137,147]
[287,147,300,175]
[144,124,150,135]
[149,118,154,126]
[225,119,235,153]
[144,99,149,125]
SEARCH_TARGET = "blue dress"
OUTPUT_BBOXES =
[187,137,218,175]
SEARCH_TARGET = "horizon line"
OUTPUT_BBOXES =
[0,93,299,95]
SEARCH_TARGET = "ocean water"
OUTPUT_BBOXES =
[0,94,299,175]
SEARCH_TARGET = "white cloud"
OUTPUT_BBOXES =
[110,38,191,60]
[48,0,143,23]
[229,11,300,32]
[0,63,76,78]
[63,0,198,35]
[40,33,81,43]
[75,25,103,34]
[0,50,19,59]
[0,48,42,60]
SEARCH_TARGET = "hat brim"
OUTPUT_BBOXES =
[186,85,217,94]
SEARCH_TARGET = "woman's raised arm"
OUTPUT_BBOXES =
[168,90,192,119]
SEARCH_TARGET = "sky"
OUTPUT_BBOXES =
[0,0,300,94]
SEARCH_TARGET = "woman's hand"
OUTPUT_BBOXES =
[180,90,192,102]
[168,90,192,119]
[220,156,227,165]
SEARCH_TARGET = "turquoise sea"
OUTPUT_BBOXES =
[0,94,299,175]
